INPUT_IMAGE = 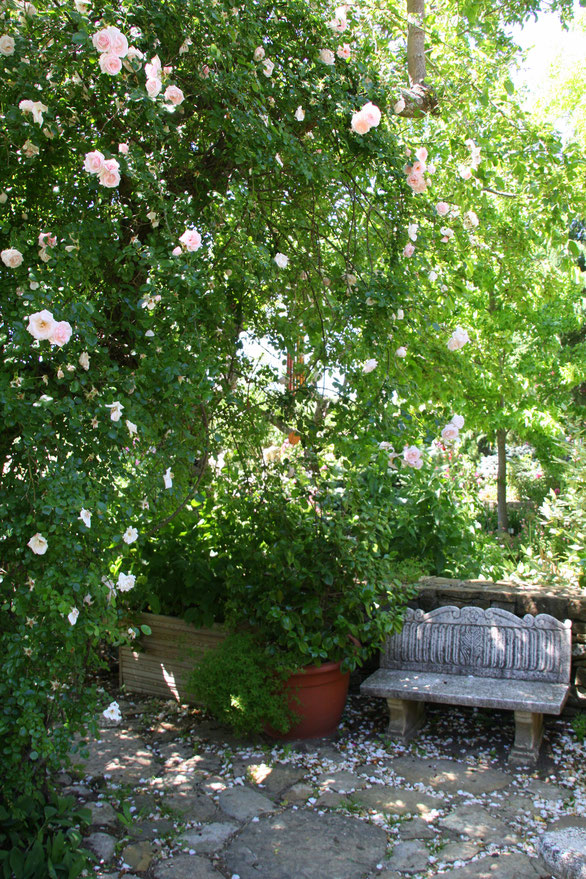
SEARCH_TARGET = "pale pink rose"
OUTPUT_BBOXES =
[146,77,162,98]
[351,110,371,135]
[164,85,184,105]
[0,35,16,56]
[49,321,73,347]
[117,572,136,592]
[451,414,465,429]
[253,46,265,61]
[403,243,415,258]
[441,423,459,442]
[319,48,335,65]
[79,351,90,370]
[38,248,51,263]
[394,96,406,114]
[19,99,48,125]
[362,358,377,374]
[440,226,454,242]
[406,171,427,193]
[98,158,120,188]
[403,445,423,469]
[144,55,161,79]
[0,192,7,203]
[447,326,470,351]
[172,246,182,256]
[411,159,426,174]
[79,508,91,528]
[27,309,56,340]
[415,147,428,163]
[68,607,79,626]
[28,532,48,554]
[274,252,288,268]
[436,201,450,216]
[22,140,40,158]
[396,346,407,358]
[163,467,173,489]
[123,45,144,70]
[99,52,122,75]
[106,401,124,421]
[83,150,105,174]
[122,526,138,544]
[74,0,90,12]
[179,228,202,251]
[262,58,274,77]
[328,5,347,31]
[407,223,418,241]
[337,44,351,60]
[118,142,129,154]
[104,25,128,57]
[200,64,210,78]
[92,28,113,53]
[163,65,172,75]
[458,164,473,180]
[1,247,23,268]
[362,102,381,128]
[38,232,57,248]
[464,209,479,229]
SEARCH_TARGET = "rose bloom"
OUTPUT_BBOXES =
[164,85,184,105]
[145,54,161,79]
[146,77,162,98]
[84,150,105,174]
[106,401,124,421]
[22,140,40,158]
[93,25,128,57]
[403,445,423,469]
[74,0,90,12]
[396,346,407,358]
[79,509,91,528]
[406,171,427,193]
[436,201,450,216]
[179,228,202,251]
[447,326,470,351]
[28,532,48,554]
[362,102,381,128]
[294,106,305,121]
[319,48,335,65]
[464,209,479,229]
[403,243,415,258]
[262,58,274,76]
[123,526,138,544]
[79,351,90,370]
[394,96,406,114]
[407,223,418,242]
[123,45,144,70]
[441,423,460,443]
[117,572,136,592]
[68,607,79,626]
[49,321,72,347]
[103,701,122,722]
[171,245,182,256]
[362,358,377,374]
[458,164,473,180]
[98,158,120,188]
[337,44,351,60]
[99,52,122,75]
[38,232,57,248]
[19,99,48,125]
[440,227,454,242]
[274,252,288,269]
[328,6,347,31]
[0,35,16,56]
[351,109,371,135]
[118,142,129,155]
[0,192,7,203]
[253,46,265,61]
[1,247,23,268]
[163,467,173,489]
[126,419,137,436]
[415,146,428,164]
[451,414,465,429]
[27,309,56,340]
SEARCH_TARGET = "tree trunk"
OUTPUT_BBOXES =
[496,428,509,533]
[396,0,439,117]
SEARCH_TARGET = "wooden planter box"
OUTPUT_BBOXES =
[119,612,226,703]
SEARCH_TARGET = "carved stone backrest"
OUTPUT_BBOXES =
[382,606,572,683]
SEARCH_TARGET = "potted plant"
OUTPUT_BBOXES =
[194,456,418,738]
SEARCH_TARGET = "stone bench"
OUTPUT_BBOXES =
[361,606,572,764]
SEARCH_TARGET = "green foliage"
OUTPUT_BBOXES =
[213,457,419,671]
[189,633,297,736]
[0,793,91,879]
[572,712,586,742]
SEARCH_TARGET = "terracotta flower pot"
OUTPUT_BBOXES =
[267,660,350,740]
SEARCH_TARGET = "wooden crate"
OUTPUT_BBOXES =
[119,612,226,702]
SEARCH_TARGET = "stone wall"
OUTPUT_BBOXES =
[410,578,586,709]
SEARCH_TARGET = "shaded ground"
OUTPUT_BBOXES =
[66,690,586,879]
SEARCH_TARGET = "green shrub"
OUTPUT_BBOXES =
[572,712,586,743]
[0,793,91,879]
[189,633,298,736]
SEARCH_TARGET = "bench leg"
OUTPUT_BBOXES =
[386,698,425,742]
[508,711,543,766]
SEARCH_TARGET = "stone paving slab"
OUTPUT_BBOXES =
[538,826,586,879]
[348,786,442,817]
[177,821,239,853]
[391,756,513,795]
[152,855,225,878]
[164,790,221,822]
[75,728,158,783]
[217,786,276,821]
[223,809,388,879]
[386,839,431,873]
[435,851,548,877]
[439,804,520,844]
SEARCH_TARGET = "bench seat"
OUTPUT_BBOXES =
[361,668,570,715]
[360,606,572,764]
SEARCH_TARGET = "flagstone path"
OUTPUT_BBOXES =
[65,692,586,879]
